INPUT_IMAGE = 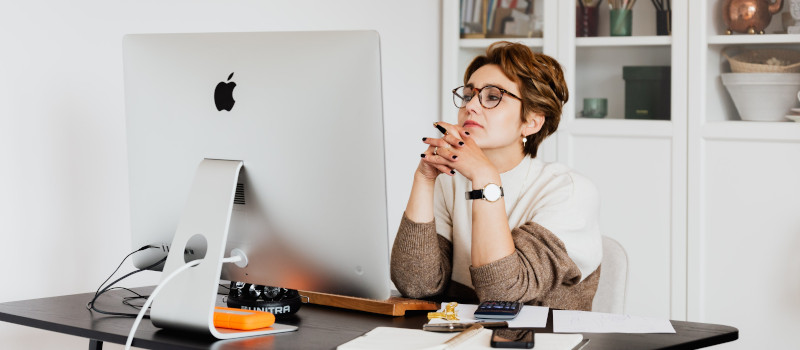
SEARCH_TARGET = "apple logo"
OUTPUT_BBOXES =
[214,72,236,111]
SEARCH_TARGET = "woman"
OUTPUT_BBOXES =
[390,41,602,311]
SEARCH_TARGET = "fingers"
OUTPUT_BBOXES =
[433,122,470,149]
[420,144,456,176]
[422,138,459,161]
[433,122,464,140]
[418,122,468,177]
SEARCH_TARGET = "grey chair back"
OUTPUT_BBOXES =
[591,236,628,314]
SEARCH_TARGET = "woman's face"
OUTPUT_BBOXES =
[457,64,528,152]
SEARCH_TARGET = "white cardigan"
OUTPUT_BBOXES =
[433,156,603,288]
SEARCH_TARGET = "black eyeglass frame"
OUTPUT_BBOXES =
[452,85,523,109]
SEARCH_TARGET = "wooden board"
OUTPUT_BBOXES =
[299,290,440,316]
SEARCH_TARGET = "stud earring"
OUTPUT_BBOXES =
[522,137,527,145]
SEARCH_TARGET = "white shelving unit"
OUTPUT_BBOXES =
[687,2,800,350]
[558,0,688,322]
[575,35,672,47]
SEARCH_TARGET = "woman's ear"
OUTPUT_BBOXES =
[522,112,545,137]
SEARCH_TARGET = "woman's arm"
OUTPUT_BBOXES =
[469,173,603,310]
[421,123,515,267]
[468,222,586,304]
[469,172,516,267]
[390,213,452,298]
[391,143,455,298]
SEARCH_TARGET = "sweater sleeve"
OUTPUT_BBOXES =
[390,213,453,298]
[469,221,597,310]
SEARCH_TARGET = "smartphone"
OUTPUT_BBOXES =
[490,328,535,349]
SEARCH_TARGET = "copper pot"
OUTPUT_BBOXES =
[723,0,784,34]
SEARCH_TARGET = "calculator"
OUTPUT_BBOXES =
[474,300,523,320]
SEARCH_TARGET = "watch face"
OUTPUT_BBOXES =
[484,184,502,202]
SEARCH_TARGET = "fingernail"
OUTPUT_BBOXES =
[458,141,464,146]
[465,131,470,136]
[420,154,426,158]
[450,170,455,175]
[452,155,458,160]
[422,137,427,141]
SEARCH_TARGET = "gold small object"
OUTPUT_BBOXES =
[427,302,460,321]
[427,312,446,320]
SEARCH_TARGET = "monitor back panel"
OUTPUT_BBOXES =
[123,31,390,300]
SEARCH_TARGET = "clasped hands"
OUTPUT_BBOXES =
[418,122,496,183]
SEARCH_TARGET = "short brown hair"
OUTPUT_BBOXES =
[463,41,568,157]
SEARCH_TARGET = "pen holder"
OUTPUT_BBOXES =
[656,10,671,35]
[610,9,632,36]
[576,5,600,37]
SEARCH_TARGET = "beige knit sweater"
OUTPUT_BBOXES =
[390,213,600,311]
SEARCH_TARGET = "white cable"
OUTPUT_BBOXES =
[124,254,243,350]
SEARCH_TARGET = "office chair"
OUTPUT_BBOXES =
[591,236,628,314]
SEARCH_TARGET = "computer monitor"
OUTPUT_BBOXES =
[123,30,392,316]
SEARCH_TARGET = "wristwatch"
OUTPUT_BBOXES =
[465,183,504,202]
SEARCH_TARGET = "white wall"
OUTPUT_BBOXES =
[0,1,441,348]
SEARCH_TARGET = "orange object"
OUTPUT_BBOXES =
[213,306,275,330]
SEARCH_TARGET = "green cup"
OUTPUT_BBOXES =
[582,98,608,118]
[610,9,632,36]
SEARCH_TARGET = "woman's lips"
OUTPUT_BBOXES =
[463,121,482,128]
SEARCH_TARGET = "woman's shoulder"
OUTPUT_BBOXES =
[534,158,595,186]
[529,159,598,201]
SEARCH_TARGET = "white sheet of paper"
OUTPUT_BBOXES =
[553,310,676,333]
[336,327,492,350]
[427,303,549,328]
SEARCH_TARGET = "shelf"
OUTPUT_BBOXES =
[568,118,673,138]
[701,121,800,142]
[707,34,800,46]
[459,37,544,49]
[576,36,672,47]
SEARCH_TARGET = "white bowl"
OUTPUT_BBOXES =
[721,73,800,122]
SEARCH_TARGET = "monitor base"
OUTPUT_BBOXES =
[149,159,297,339]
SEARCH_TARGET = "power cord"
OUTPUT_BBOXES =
[124,253,245,350]
[86,245,165,317]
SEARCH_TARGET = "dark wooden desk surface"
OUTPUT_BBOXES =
[0,288,737,350]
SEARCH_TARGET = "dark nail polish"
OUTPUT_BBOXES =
[452,155,458,160]
[465,131,470,136]
[422,137,427,141]
[458,141,464,146]
[450,170,455,175]
[420,154,426,158]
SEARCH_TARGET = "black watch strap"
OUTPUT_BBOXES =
[465,189,484,200]
[465,186,504,200]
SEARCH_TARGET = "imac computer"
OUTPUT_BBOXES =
[122,31,390,338]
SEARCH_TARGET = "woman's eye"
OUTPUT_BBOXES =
[463,95,474,101]
[486,94,501,101]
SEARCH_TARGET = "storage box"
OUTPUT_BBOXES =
[623,66,671,120]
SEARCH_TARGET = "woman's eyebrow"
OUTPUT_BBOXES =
[466,82,508,90]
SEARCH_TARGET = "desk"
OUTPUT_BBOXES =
[0,288,737,350]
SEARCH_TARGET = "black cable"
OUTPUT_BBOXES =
[91,245,152,299]
[122,292,148,310]
[86,249,166,318]
[87,257,166,317]
[87,256,166,317]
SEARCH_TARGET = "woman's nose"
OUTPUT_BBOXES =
[464,94,482,112]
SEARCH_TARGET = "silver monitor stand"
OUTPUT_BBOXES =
[149,159,297,339]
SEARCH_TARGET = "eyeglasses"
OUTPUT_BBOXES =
[452,85,522,109]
